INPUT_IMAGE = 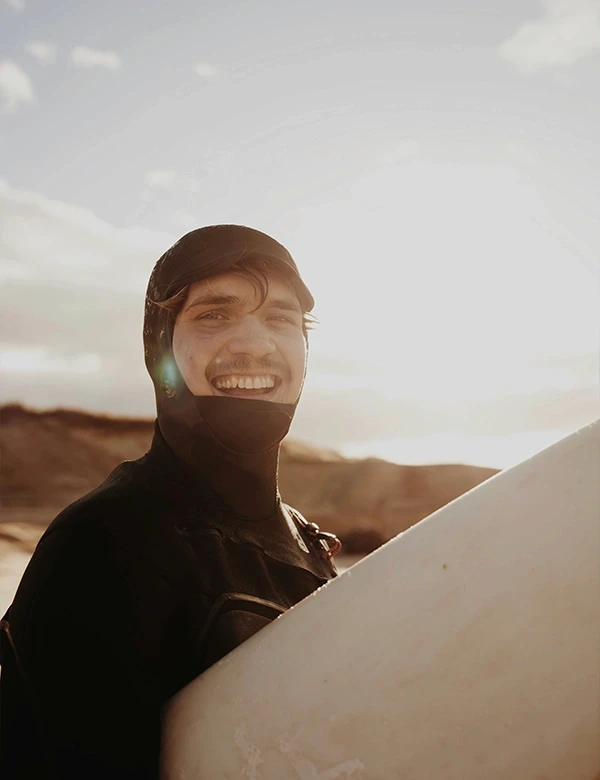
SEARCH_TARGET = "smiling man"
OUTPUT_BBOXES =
[0,225,340,779]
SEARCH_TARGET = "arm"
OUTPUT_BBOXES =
[11,524,171,779]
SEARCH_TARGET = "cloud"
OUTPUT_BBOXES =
[0,179,173,415]
[0,348,101,375]
[292,377,600,447]
[69,46,121,71]
[25,41,58,65]
[504,141,541,168]
[0,178,171,292]
[498,0,600,74]
[145,169,177,189]
[193,62,219,80]
[4,0,25,10]
[374,140,421,166]
[0,60,33,112]
[144,168,202,193]
[171,211,200,231]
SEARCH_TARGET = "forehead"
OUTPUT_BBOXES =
[184,270,299,307]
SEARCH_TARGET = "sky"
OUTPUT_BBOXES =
[0,0,598,469]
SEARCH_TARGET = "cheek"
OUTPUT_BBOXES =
[172,328,189,371]
[287,335,308,382]
[172,326,211,390]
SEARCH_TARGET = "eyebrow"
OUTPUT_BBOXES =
[266,298,302,314]
[186,293,240,311]
[185,292,301,314]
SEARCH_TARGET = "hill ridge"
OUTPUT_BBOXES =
[0,404,498,552]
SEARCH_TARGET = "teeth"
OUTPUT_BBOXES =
[213,375,277,390]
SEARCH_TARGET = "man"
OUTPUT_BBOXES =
[0,225,340,779]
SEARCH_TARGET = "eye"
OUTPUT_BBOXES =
[196,310,227,321]
[267,313,302,326]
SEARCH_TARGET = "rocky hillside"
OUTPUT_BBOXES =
[0,404,498,551]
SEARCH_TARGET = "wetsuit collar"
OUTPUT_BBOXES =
[157,392,294,521]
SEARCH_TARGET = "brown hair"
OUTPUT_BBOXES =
[153,255,317,334]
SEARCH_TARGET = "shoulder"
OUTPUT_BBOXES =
[14,459,159,600]
[9,459,187,622]
[21,463,142,584]
[41,455,170,542]
[28,456,211,595]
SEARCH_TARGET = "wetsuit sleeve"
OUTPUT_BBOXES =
[12,524,173,780]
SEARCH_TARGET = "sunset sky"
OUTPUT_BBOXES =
[1,0,598,469]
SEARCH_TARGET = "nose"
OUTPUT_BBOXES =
[226,315,276,358]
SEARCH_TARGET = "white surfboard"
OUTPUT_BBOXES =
[161,420,600,780]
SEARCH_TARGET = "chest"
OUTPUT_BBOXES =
[140,513,334,683]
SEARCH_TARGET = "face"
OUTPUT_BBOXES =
[172,271,307,404]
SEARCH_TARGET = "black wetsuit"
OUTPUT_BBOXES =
[0,424,337,778]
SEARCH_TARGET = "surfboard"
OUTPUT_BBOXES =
[161,420,600,780]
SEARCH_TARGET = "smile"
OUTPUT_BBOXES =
[210,374,281,396]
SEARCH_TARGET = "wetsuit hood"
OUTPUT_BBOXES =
[143,224,313,519]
